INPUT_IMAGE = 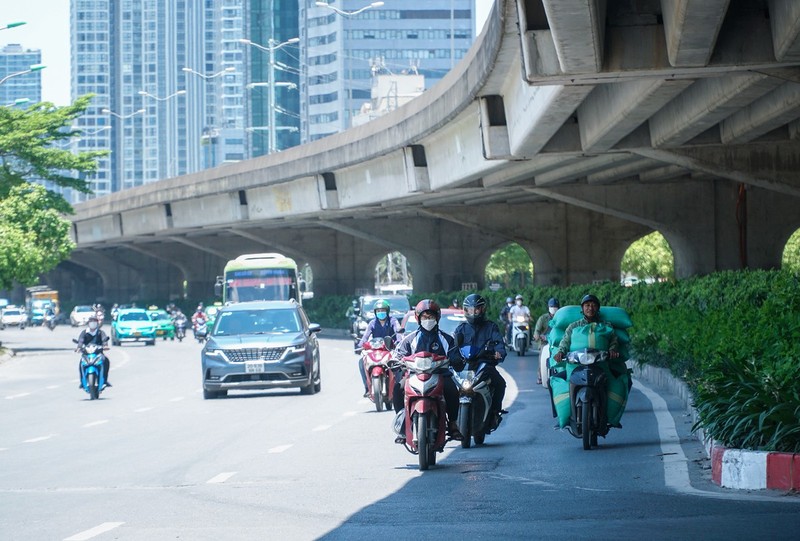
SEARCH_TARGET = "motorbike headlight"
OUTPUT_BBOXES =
[414,357,433,371]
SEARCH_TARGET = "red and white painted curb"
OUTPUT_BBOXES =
[709,441,800,490]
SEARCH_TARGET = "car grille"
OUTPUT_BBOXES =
[224,347,287,362]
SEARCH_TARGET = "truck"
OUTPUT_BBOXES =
[25,286,60,326]
[214,253,312,305]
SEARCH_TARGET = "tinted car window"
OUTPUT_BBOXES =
[120,312,149,322]
[214,308,300,335]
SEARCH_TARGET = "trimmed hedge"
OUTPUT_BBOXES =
[306,270,800,452]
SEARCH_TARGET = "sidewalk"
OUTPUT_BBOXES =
[634,363,799,491]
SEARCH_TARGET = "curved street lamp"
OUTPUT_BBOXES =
[239,37,300,154]
[315,1,383,16]
[0,21,26,31]
[0,63,45,86]
[3,97,30,107]
[138,89,187,101]
[182,66,235,80]
[102,108,145,120]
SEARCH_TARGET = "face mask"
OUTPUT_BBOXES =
[376,311,387,320]
[516,300,523,306]
[420,319,436,331]
[549,307,558,315]
[88,322,98,331]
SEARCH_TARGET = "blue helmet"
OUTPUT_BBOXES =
[547,297,560,308]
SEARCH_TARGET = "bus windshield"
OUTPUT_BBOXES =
[225,268,296,303]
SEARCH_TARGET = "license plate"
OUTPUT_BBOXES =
[134,331,141,337]
[156,330,165,335]
[245,361,265,373]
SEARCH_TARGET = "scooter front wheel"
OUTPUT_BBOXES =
[372,376,383,412]
[458,403,472,449]
[87,373,99,400]
[417,412,430,471]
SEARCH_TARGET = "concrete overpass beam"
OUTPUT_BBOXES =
[720,81,800,143]
[769,0,800,61]
[586,158,663,184]
[578,79,692,152]
[541,0,606,73]
[536,154,638,186]
[661,0,730,67]
[639,164,690,183]
[649,74,781,147]
[69,251,143,302]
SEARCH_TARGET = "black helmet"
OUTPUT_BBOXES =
[547,297,560,308]
[580,294,600,307]
[462,293,487,325]
[414,299,441,322]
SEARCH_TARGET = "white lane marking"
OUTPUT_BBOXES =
[312,424,332,432]
[24,435,54,443]
[268,444,293,454]
[342,411,357,417]
[134,407,153,413]
[635,380,800,503]
[169,396,184,402]
[0,448,8,452]
[207,472,237,484]
[5,392,31,400]
[64,521,125,541]
[46,385,59,389]
[82,420,109,428]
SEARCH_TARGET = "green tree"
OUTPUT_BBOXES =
[783,229,800,271]
[0,96,105,286]
[485,243,533,288]
[621,231,674,281]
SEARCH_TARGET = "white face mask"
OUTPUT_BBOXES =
[88,322,98,331]
[516,300,523,306]
[420,319,436,331]
[549,307,558,315]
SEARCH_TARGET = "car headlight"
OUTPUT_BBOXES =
[291,343,307,352]
[205,348,223,357]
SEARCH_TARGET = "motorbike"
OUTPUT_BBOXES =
[510,314,531,356]
[44,312,57,331]
[452,341,499,448]
[174,316,187,342]
[74,339,107,400]
[566,348,611,450]
[392,351,451,471]
[360,335,397,412]
[194,319,208,343]
[95,309,105,327]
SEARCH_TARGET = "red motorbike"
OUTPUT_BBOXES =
[395,351,450,471]
[361,336,396,412]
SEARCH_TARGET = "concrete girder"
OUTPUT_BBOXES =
[481,155,577,188]
[98,247,179,300]
[541,0,606,73]
[69,251,143,302]
[316,220,411,254]
[649,74,782,147]
[769,0,800,62]
[169,237,232,260]
[503,81,594,158]
[587,158,664,184]
[578,79,693,152]
[536,153,639,186]
[639,165,691,183]
[633,144,800,198]
[721,82,800,144]
[660,0,730,67]
[228,229,311,264]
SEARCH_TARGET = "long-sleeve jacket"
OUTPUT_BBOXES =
[392,327,454,370]
[533,312,553,341]
[451,319,506,366]
[556,317,619,357]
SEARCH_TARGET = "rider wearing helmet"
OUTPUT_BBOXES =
[509,294,531,321]
[358,299,402,397]
[452,294,508,429]
[553,294,620,362]
[75,315,111,388]
[534,297,560,344]
[499,296,514,344]
[391,299,462,442]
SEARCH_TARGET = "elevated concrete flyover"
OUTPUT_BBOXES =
[61,0,800,302]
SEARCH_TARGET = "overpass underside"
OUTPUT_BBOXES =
[60,0,800,302]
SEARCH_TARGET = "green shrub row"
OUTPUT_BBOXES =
[304,269,800,453]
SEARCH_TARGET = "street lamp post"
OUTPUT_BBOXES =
[102,108,145,120]
[0,21,26,31]
[138,89,187,102]
[3,97,30,107]
[239,37,299,154]
[181,66,235,80]
[314,1,383,17]
[0,63,45,86]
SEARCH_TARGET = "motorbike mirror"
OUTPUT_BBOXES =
[72,338,78,344]
[396,327,405,334]
[383,335,394,349]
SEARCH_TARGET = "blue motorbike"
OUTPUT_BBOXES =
[74,340,107,400]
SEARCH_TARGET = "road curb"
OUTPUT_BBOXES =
[633,362,798,491]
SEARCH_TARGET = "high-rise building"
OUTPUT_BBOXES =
[0,44,42,106]
[300,0,475,143]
